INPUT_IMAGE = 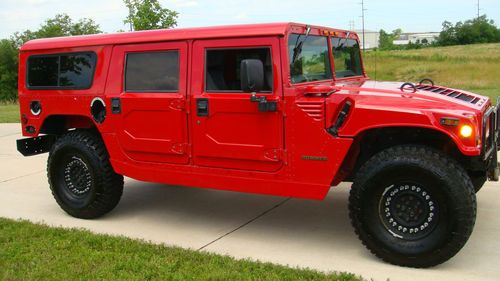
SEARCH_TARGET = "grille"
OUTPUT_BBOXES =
[415,85,482,105]
[296,101,324,122]
[482,106,498,159]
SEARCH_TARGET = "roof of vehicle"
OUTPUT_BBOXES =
[20,22,350,51]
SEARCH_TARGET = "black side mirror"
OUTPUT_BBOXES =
[345,58,351,69]
[240,59,264,92]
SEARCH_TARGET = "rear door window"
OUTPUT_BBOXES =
[125,51,180,92]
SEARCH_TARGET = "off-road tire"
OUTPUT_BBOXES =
[47,129,124,219]
[471,174,486,193]
[349,145,476,268]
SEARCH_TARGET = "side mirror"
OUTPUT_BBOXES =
[345,58,351,68]
[240,59,264,92]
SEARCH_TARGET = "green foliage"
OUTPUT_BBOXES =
[0,40,18,103]
[0,14,101,102]
[0,218,364,281]
[378,29,395,50]
[378,28,417,51]
[124,0,178,31]
[11,14,102,48]
[437,15,500,46]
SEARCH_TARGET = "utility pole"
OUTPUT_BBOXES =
[349,20,355,30]
[360,0,367,51]
[128,5,134,31]
[476,0,480,19]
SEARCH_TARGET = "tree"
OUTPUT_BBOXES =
[124,0,178,31]
[11,14,102,48]
[0,40,18,102]
[437,15,500,46]
[378,29,403,50]
[378,29,394,50]
[0,14,102,102]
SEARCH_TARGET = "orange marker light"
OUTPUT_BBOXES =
[440,117,459,127]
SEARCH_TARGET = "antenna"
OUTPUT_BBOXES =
[360,0,367,51]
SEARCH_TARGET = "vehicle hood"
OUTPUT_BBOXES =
[331,80,490,113]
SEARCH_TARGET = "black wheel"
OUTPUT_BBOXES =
[349,145,476,268]
[48,129,124,219]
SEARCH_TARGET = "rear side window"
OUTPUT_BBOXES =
[205,48,272,92]
[125,51,179,92]
[27,52,97,89]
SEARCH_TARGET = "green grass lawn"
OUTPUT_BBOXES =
[0,103,19,123]
[363,43,500,99]
[0,218,364,281]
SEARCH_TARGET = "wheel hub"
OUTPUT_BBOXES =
[380,184,438,239]
[64,156,92,196]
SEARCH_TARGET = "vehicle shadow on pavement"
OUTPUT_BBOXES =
[108,179,377,260]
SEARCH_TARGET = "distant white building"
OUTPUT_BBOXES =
[393,32,440,45]
[354,29,380,49]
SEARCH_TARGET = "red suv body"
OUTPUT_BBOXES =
[16,23,500,267]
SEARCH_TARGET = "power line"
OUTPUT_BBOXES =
[349,20,355,30]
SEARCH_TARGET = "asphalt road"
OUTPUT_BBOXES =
[1,123,499,281]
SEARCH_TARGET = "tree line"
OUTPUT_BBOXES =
[378,15,500,50]
[0,0,177,102]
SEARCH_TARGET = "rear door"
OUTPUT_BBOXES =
[191,37,284,172]
[112,42,189,164]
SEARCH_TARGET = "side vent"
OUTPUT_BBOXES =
[296,101,324,122]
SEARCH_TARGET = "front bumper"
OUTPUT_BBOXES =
[482,99,500,181]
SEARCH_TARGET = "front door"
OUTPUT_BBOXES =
[191,37,284,172]
[112,42,189,164]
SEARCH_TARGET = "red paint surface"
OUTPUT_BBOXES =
[18,23,491,200]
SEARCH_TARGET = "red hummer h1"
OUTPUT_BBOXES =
[16,23,499,267]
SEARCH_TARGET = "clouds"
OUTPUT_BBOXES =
[0,0,499,39]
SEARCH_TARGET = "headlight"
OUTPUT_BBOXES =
[460,125,473,138]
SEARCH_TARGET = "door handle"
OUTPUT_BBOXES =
[250,94,277,112]
[196,98,209,116]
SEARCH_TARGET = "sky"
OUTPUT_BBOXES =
[0,0,499,39]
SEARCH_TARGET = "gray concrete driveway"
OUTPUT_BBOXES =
[1,123,499,281]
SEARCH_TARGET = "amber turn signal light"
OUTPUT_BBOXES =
[440,117,459,127]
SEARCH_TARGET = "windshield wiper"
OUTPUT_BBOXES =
[334,31,351,51]
[291,26,311,64]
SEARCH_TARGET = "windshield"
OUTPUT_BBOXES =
[288,34,332,83]
[331,37,363,78]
